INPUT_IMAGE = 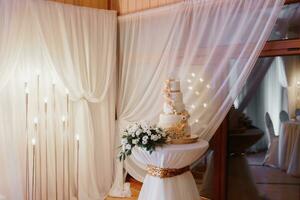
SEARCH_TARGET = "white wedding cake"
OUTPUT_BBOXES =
[158,79,197,144]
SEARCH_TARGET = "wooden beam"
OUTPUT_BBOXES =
[285,0,300,5]
[260,39,300,57]
[210,116,228,200]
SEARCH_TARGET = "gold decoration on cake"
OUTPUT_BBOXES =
[147,164,190,178]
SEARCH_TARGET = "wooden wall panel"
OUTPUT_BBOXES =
[112,0,182,15]
[50,0,109,9]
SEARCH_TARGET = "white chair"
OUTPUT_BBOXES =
[279,110,289,123]
[263,112,279,167]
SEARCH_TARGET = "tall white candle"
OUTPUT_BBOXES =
[25,83,29,200]
[75,134,79,200]
[31,138,36,200]
[62,116,66,199]
[52,82,58,200]
[44,97,48,200]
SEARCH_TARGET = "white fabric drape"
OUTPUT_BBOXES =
[0,0,117,199]
[0,0,27,92]
[33,2,117,198]
[111,0,283,195]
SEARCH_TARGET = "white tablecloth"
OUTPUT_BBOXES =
[132,140,209,200]
[279,121,300,176]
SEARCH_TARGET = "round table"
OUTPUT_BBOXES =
[279,121,300,176]
[131,140,209,200]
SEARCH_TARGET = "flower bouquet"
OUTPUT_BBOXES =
[119,121,168,161]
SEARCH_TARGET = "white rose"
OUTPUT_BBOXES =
[125,144,132,150]
[146,130,151,135]
[142,136,148,141]
[132,139,139,144]
[142,140,148,145]
[121,138,128,145]
[131,132,136,137]
[151,135,158,141]
[141,122,150,131]
[136,129,142,136]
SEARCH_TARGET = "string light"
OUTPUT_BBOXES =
[195,119,199,123]
[191,73,196,77]
[191,104,196,109]
[75,134,80,141]
[187,79,192,83]
[199,78,204,83]
[188,86,193,90]
[195,91,200,96]
[44,97,48,104]
[206,84,211,89]
[203,103,207,108]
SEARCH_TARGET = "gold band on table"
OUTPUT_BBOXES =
[147,165,190,178]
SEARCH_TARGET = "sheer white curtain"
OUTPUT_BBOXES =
[110,0,283,196]
[0,0,27,92]
[0,0,117,199]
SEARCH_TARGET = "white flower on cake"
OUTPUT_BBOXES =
[125,144,132,150]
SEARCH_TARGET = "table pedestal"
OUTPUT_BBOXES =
[139,171,199,200]
[132,140,209,200]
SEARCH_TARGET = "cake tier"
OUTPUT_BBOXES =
[165,80,180,91]
[163,102,185,114]
[158,114,183,128]
[165,91,183,102]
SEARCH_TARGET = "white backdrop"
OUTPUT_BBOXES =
[0,0,117,199]
[110,0,284,196]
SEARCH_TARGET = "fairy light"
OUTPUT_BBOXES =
[191,73,196,77]
[195,119,199,123]
[206,84,211,89]
[199,78,204,83]
[188,86,193,91]
[187,79,192,83]
[75,134,79,141]
[195,91,200,96]
[191,104,196,109]
[44,97,48,104]
[203,103,207,108]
